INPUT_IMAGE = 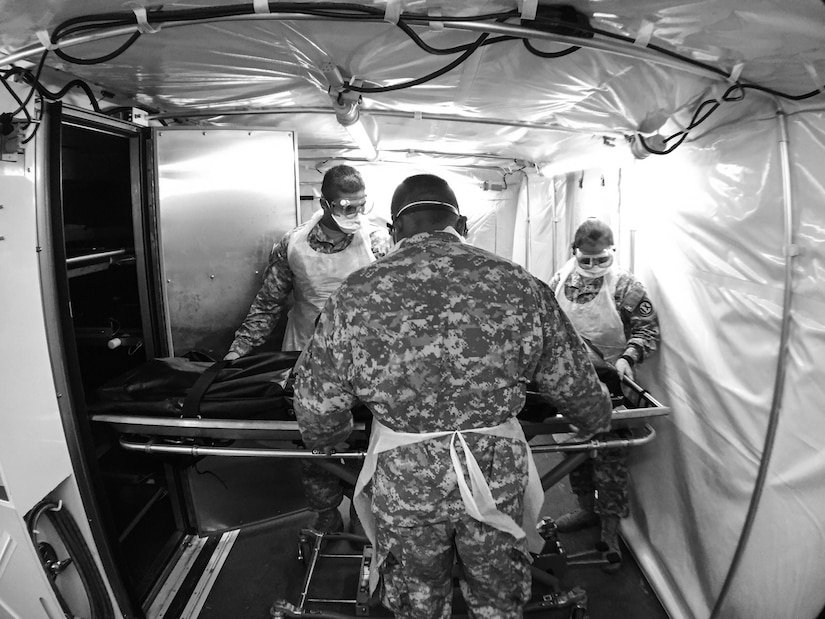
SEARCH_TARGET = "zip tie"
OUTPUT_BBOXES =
[633,20,655,47]
[384,0,401,25]
[253,0,270,14]
[728,62,745,84]
[428,7,443,31]
[518,0,538,21]
[35,29,59,51]
[127,4,162,34]
[803,61,823,93]
[414,111,423,120]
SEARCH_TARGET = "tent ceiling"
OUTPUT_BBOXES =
[2,0,825,169]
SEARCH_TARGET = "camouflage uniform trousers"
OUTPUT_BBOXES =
[299,459,362,512]
[374,514,532,618]
[566,439,629,518]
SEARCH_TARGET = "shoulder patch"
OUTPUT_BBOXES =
[639,300,653,317]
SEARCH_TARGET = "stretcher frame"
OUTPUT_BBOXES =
[91,377,668,618]
[92,377,668,466]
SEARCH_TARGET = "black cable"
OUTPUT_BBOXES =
[345,32,490,94]
[18,57,46,112]
[587,25,731,81]
[522,39,580,58]
[31,77,102,112]
[0,78,31,125]
[640,81,823,156]
[55,31,142,65]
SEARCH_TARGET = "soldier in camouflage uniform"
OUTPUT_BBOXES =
[294,174,613,618]
[225,165,391,534]
[548,218,660,572]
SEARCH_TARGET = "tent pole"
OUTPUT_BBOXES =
[709,108,798,619]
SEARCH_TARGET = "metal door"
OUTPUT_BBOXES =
[153,128,299,357]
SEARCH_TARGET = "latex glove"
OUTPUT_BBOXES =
[223,351,241,361]
[615,357,635,382]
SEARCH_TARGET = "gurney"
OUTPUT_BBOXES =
[89,356,668,618]
[90,376,667,487]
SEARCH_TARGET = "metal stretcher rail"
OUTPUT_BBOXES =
[93,375,670,459]
[116,422,659,458]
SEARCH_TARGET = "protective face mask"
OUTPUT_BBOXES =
[576,263,611,278]
[332,213,362,233]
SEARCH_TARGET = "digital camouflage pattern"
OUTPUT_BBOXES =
[569,442,630,518]
[228,220,390,356]
[549,266,660,518]
[294,230,612,616]
[548,267,660,365]
[376,513,532,618]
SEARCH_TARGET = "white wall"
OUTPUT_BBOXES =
[601,108,825,619]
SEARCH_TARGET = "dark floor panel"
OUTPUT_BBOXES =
[198,509,313,619]
[535,451,668,619]
[199,450,668,619]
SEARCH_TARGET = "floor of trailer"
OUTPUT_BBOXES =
[185,449,668,619]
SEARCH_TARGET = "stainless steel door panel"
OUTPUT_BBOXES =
[154,128,298,357]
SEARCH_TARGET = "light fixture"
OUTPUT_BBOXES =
[630,133,666,160]
[321,61,378,161]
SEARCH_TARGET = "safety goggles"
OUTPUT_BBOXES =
[575,248,614,268]
[323,196,369,217]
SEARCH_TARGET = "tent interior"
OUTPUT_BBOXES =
[2,1,825,618]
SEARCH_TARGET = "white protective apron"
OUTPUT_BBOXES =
[284,211,374,350]
[554,258,626,365]
[353,417,545,592]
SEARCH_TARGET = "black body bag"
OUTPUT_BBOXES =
[90,351,301,419]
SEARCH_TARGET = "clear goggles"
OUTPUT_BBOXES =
[323,196,370,217]
[575,248,614,269]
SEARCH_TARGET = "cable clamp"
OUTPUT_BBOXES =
[728,62,745,84]
[125,3,162,34]
[50,500,63,512]
[413,111,423,121]
[803,61,823,93]
[383,0,401,25]
[35,29,59,51]
[633,20,654,47]
[518,0,538,21]
[253,0,270,14]
[428,7,444,31]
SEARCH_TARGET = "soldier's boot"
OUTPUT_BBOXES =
[598,515,622,573]
[311,508,344,533]
[555,494,599,533]
[349,502,366,539]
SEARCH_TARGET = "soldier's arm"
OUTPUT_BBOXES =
[616,273,660,365]
[531,280,613,438]
[293,293,355,450]
[228,232,295,357]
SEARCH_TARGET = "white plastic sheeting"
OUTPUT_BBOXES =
[4,0,825,169]
[607,102,825,619]
[4,2,825,618]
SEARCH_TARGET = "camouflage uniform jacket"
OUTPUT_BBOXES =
[548,267,660,365]
[294,231,613,527]
[228,221,391,356]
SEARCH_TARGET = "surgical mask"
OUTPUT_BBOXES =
[331,212,362,233]
[576,263,611,278]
